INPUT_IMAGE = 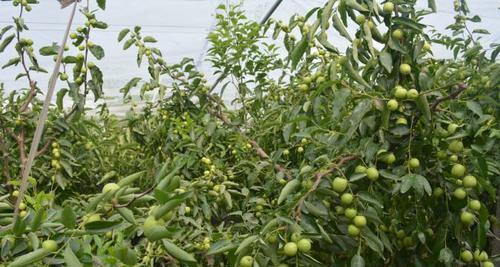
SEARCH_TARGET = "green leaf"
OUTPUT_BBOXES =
[39,44,59,56]
[428,0,436,12]
[61,206,76,229]
[162,239,197,263]
[2,57,20,69]
[466,100,483,116]
[0,34,15,53]
[290,38,308,70]
[118,29,130,42]
[351,254,365,267]
[332,13,352,41]
[114,245,137,266]
[438,247,454,267]
[416,94,431,124]
[89,45,105,60]
[321,0,336,30]
[277,179,301,204]
[84,219,122,233]
[56,89,68,111]
[120,77,141,97]
[117,207,136,224]
[123,39,135,50]
[64,245,83,267]
[393,17,426,32]
[206,240,238,255]
[117,171,145,187]
[97,0,106,10]
[379,51,392,73]
[235,235,259,254]
[143,36,157,43]
[400,174,432,196]
[7,249,50,267]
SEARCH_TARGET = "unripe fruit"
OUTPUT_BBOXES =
[283,149,289,156]
[387,99,398,111]
[355,165,366,173]
[19,202,26,211]
[383,2,394,14]
[437,150,447,159]
[448,140,464,153]
[348,225,360,236]
[298,84,308,91]
[408,158,420,169]
[366,167,379,181]
[283,242,298,256]
[396,229,406,239]
[399,64,411,74]
[70,33,77,39]
[60,73,68,81]
[240,256,253,267]
[297,239,311,253]
[396,118,408,125]
[382,153,396,164]
[332,177,348,192]
[297,146,304,153]
[355,15,366,24]
[85,214,101,224]
[433,187,443,197]
[451,164,466,178]
[344,208,357,219]
[102,183,120,194]
[468,199,481,211]
[353,215,367,227]
[341,193,354,205]
[483,262,494,267]
[12,190,19,197]
[42,240,58,252]
[460,250,473,262]
[394,86,407,99]
[462,175,477,188]
[290,232,301,242]
[449,155,459,162]
[460,211,474,225]
[453,188,467,199]
[407,89,419,99]
[423,42,432,51]
[447,123,459,134]
[392,29,403,40]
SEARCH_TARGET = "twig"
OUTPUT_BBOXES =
[113,186,154,208]
[35,139,53,158]
[429,82,467,112]
[294,155,357,219]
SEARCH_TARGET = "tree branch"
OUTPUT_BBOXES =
[430,82,467,112]
[113,186,155,208]
[294,155,357,219]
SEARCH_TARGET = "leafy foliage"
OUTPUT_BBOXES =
[0,0,499,266]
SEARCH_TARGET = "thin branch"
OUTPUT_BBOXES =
[429,82,467,112]
[113,186,154,208]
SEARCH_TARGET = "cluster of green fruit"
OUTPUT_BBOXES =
[460,249,494,267]
[11,0,32,11]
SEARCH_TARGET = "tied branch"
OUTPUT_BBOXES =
[294,155,357,219]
